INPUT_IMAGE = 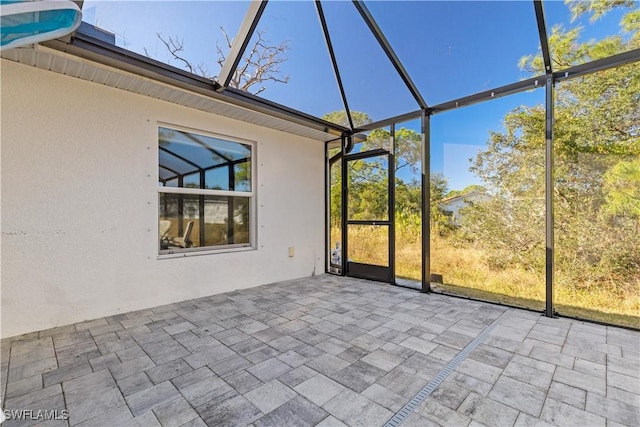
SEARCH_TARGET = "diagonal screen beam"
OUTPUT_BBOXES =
[534,0,552,74]
[352,0,428,110]
[160,146,204,170]
[179,131,233,163]
[217,0,267,91]
[316,0,354,131]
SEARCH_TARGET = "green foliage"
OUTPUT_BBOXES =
[621,8,640,32]
[463,2,640,295]
[346,156,389,220]
[603,158,640,219]
[325,2,639,315]
[567,0,636,22]
[325,110,429,226]
[324,109,456,244]
[521,1,639,73]
[445,184,486,199]
[321,110,372,128]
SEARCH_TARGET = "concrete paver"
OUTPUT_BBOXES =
[1,275,638,427]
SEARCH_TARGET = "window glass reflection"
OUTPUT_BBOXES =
[234,163,251,192]
[159,194,250,251]
[184,172,200,189]
[204,168,229,191]
[159,127,252,192]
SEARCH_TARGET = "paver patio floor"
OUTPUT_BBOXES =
[1,275,639,426]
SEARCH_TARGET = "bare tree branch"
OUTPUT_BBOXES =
[154,28,289,96]
[157,33,197,74]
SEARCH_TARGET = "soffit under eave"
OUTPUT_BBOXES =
[1,44,341,143]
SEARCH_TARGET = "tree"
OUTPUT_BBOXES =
[321,110,422,173]
[520,1,639,72]
[445,184,486,199]
[322,110,372,129]
[322,110,449,238]
[152,28,289,95]
[464,1,640,289]
[602,158,640,222]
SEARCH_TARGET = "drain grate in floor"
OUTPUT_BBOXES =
[383,310,510,427]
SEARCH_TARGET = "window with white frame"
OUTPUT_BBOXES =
[158,126,254,254]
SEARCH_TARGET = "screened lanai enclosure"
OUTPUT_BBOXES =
[2,0,638,331]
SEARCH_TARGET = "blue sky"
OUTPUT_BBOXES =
[81,0,634,191]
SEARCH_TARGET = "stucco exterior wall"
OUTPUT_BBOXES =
[0,59,325,338]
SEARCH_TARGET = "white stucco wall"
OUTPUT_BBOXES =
[0,59,325,338]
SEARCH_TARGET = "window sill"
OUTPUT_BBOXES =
[157,245,255,259]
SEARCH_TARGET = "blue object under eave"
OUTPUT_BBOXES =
[1,0,82,50]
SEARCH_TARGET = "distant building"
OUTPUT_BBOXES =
[440,191,489,225]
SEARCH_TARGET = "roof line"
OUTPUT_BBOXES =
[43,31,350,138]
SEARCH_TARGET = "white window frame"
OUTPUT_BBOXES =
[157,123,257,257]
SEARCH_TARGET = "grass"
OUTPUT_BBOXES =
[332,226,640,329]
